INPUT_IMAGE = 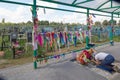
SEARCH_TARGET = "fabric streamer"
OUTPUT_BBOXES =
[43,8,46,14]
[51,31,54,41]
[33,18,38,32]
[32,30,38,51]
[46,32,50,50]
[32,41,38,51]
[78,31,83,44]
[41,33,44,46]
[49,32,53,48]
[82,31,85,39]
[42,32,46,46]
[54,55,57,59]
[80,31,83,40]
[63,32,66,45]
[57,55,60,59]
[71,32,74,44]
[63,32,65,44]
[54,33,57,39]
[54,32,57,51]
[65,32,68,44]
[92,14,96,18]
[57,32,61,52]
[37,33,43,47]
[66,33,70,49]
[73,32,77,47]
[60,32,65,45]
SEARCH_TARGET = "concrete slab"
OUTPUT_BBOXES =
[42,61,107,80]
[0,61,107,80]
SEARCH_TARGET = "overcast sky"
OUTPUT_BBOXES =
[0,0,119,24]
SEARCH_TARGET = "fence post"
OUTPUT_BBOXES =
[86,9,90,49]
[32,0,37,69]
[110,13,114,46]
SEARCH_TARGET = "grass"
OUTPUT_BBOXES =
[113,36,120,42]
[0,43,85,69]
[0,56,32,69]
[45,43,85,56]
[0,35,120,69]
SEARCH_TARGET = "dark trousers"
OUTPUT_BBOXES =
[97,55,115,73]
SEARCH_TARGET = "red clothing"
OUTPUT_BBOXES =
[76,50,91,65]
[46,32,50,38]
[82,50,91,59]
[51,32,54,41]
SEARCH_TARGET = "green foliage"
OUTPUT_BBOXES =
[38,20,49,25]
[94,21,101,26]
[102,20,109,26]
[91,35,99,42]
[0,20,82,28]
[37,45,46,58]
[2,18,5,23]
[113,36,120,42]
[118,20,120,26]
[108,19,117,25]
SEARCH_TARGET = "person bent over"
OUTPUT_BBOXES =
[91,52,120,73]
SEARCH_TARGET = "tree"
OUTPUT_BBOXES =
[108,20,116,25]
[2,18,5,23]
[94,21,101,26]
[102,20,108,26]
[70,23,78,27]
[26,21,33,27]
[51,22,57,25]
[27,21,32,24]
[118,20,120,26]
[39,20,49,25]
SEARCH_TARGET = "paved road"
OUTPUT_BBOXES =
[0,42,120,80]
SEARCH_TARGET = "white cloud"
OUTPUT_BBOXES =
[0,6,31,23]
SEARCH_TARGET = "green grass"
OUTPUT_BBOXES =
[0,57,32,69]
[113,36,120,42]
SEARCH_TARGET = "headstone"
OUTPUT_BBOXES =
[27,32,32,42]
[11,32,18,42]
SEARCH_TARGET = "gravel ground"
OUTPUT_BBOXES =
[0,42,120,80]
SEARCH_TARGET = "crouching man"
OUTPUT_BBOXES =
[91,52,120,73]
